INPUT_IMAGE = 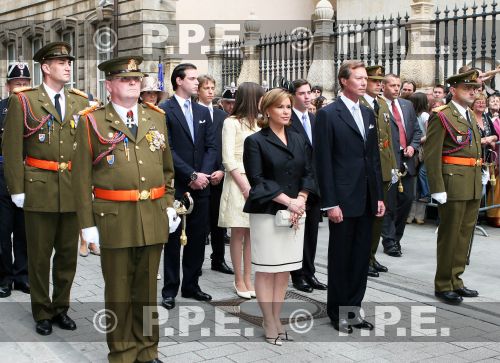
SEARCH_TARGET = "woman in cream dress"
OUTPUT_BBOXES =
[219,82,264,299]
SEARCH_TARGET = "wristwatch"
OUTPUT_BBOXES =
[190,172,198,181]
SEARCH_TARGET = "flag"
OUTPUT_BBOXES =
[158,57,164,91]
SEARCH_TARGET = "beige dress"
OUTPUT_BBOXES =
[218,117,260,228]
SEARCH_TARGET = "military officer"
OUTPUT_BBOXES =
[72,56,177,363]
[360,65,398,277]
[220,82,237,114]
[0,62,31,298]
[2,42,88,335]
[424,70,482,304]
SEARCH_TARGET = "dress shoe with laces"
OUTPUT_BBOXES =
[352,318,374,330]
[305,275,327,290]
[454,287,479,297]
[372,260,388,272]
[14,281,30,294]
[52,313,76,330]
[367,265,379,277]
[36,319,52,335]
[211,261,234,275]
[182,289,212,301]
[161,297,176,310]
[435,291,463,304]
[384,244,402,257]
[331,318,353,334]
[292,278,313,293]
[0,283,12,298]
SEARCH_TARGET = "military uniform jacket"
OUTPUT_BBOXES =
[0,97,10,196]
[360,96,397,182]
[1,85,89,212]
[72,103,175,249]
[424,102,482,201]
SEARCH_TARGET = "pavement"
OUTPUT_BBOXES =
[1,218,500,362]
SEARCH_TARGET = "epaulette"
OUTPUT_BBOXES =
[144,102,165,114]
[69,88,89,99]
[432,104,448,113]
[78,104,101,116]
[13,86,33,94]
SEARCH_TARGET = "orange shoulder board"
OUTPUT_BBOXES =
[145,102,165,114]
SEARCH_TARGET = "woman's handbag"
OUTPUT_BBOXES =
[275,210,306,227]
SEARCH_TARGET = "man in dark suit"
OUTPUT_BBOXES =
[289,79,326,293]
[197,74,233,275]
[315,60,385,334]
[381,74,422,257]
[160,63,217,310]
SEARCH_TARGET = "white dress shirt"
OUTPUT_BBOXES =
[175,94,193,119]
[43,83,66,120]
[111,102,137,126]
[199,100,214,120]
[292,107,312,143]
[340,94,365,139]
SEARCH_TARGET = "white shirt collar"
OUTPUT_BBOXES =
[293,107,308,121]
[174,94,191,107]
[111,102,138,126]
[363,94,375,107]
[198,100,213,119]
[340,94,359,111]
[43,83,65,118]
[451,100,469,120]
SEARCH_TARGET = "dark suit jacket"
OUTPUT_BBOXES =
[212,107,228,171]
[314,98,383,218]
[243,127,317,215]
[161,96,217,198]
[386,97,422,176]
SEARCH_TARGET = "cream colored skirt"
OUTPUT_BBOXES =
[250,213,304,273]
[218,172,250,228]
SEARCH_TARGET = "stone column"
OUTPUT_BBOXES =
[236,12,261,85]
[400,0,438,88]
[206,26,225,95]
[306,0,336,97]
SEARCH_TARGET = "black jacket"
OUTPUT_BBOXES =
[243,127,317,215]
[212,107,228,171]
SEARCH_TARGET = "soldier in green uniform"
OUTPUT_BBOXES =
[72,56,178,363]
[359,65,398,277]
[2,42,89,335]
[424,70,482,304]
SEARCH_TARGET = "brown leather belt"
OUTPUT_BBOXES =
[93,185,165,201]
[25,156,71,171]
[442,156,482,167]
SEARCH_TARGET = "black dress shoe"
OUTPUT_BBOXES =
[51,313,76,330]
[36,319,53,336]
[367,265,379,277]
[435,291,463,304]
[305,275,327,290]
[292,278,313,293]
[161,297,176,310]
[352,318,374,330]
[0,284,12,298]
[372,260,388,273]
[331,318,353,334]
[454,287,479,297]
[211,261,234,275]
[384,244,402,257]
[13,281,30,294]
[182,290,212,301]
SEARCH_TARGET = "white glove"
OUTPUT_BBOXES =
[167,207,181,233]
[11,193,25,208]
[432,192,447,205]
[391,169,399,184]
[82,226,100,247]
[481,168,490,186]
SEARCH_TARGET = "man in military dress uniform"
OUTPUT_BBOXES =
[73,56,177,363]
[359,65,398,277]
[2,42,88,335]
[220,83,237,115]
[425,70,483,305]
[0,62,31,298]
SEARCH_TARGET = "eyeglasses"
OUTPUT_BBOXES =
[112,76,143,83]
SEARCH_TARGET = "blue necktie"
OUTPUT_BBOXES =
[184,100,195,141]
[302,113,312,143]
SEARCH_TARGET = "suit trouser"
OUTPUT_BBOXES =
[162,196,209,297]
[101,244,163,363]
[209,183,226,264]
[381,175,415,247]
[435,199,480,292]
[327,210,373,321]
[291,197,321,281]
[370,181,390,263]
[0,193,27,286]
[24,211,78,321]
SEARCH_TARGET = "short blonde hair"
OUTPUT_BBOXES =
[258,88,294,128]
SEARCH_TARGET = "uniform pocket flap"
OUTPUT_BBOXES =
[93,202,119,216]
[24,171,47,183]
